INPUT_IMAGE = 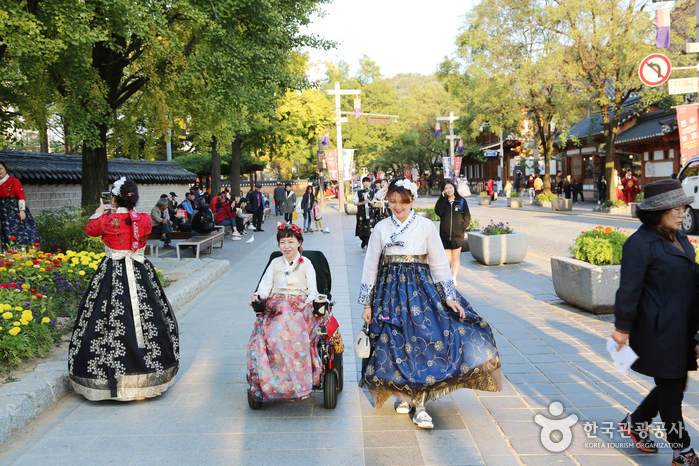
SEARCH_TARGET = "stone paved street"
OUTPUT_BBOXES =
[0,197,695,465]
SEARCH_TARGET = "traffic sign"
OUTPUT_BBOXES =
[669,77,699,95]
[638,53,672,87]
[484,150,499,157]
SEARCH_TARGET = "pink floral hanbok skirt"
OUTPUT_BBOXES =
[247,294,325,402]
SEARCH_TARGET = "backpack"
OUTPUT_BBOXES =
[201,210,215,233]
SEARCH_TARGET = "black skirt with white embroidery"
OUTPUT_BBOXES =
[68,255,179,401]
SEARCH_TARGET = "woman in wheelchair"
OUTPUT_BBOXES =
[247,223,326,402]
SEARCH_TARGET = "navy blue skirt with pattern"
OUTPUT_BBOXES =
[361,255,502,408]
[0,197,41,249]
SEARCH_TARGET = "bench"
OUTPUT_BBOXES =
[147,231,193,240]
[176,230,225,260]
[144,244,159,259]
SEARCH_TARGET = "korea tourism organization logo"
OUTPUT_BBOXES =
[535,402,682,453]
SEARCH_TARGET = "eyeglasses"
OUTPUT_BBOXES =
[669,207,687,215]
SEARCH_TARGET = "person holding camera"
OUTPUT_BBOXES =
[247,223,326,403]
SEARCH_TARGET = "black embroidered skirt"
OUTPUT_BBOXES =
[0,196,41,249]
[68,255,179,401]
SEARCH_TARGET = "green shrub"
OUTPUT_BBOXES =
[535,192,559,202]
[469,218,480,231]
[603,199,627,208]
[34,206,103,253]
[635,192,644,202]
[569,226,629,266]
[414,207,439,221]
[510,191,520,197]
[479,191,489,197]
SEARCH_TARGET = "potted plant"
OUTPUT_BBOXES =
[478,191,491,206]
[551,226,630,314]
[507,191,523,208]
[630,192,643,218]
[532,192,555,208]
[551,196,573,212]
[468,221,527,265]
[593,199,630,215]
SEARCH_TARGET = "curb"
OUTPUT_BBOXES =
[0,258,230,446]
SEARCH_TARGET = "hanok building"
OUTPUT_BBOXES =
[556,98,680,197]
[0,150,196,214]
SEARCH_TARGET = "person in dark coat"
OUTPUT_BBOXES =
[562,174,573,199]
[572,178,585,204]
[249,183,266,232]
[612,179,699,465]
[273,182,285,216]
[434,180,470,285]
[353,177,373,249]
[300,185,315,233]
[597,175,608,204]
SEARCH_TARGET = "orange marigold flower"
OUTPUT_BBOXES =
[603,227,613,234]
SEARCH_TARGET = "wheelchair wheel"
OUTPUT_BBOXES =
[323,370,338,409]
[247,390,262,410]
[334,352,343,392]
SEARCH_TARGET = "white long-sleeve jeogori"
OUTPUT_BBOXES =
[255,252,318,304]
[358,210,457,304]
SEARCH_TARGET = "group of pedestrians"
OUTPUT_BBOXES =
[272,182,326,233]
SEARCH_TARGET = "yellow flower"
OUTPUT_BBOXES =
[28,249,36,254]
[39,268,45,272]
[8,269,14,274]
[9,327,20,336]
[68,269,73,273]
[2,312,12,320]
[79,271,85,276]
[3,304,10,311]
[14,307,22,311]
[41,317,50,324]
[24,261,32,266]
[12,321,20,327]
[19,320,27,326]
[21,284,27,290]
[0,267,6,272]
[17,267,21,271]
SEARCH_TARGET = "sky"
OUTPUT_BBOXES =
[302,0,475,80]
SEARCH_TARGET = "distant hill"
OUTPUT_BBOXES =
[390,73,441,96]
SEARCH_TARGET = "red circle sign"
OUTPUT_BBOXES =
[638,54,672,87]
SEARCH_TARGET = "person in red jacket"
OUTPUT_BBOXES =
[69,177,179,401]
[215,200,241,240]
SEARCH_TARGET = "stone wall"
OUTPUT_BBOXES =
[24,183,192,215]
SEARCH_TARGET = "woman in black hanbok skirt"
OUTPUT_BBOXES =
[68,178,179,401]
[359,179,501,429]
[0,161,41,250]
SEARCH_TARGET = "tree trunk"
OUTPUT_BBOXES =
[210,135,221,196]
[81,124,109,208]
[39,124,49,153]
[231,136,242,197]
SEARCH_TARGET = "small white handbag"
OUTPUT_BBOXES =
[354,323,371,359]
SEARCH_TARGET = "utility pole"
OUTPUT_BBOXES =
[326,81,361,211]
[499,130,505,194]
[435,112,460,177]
[317,137,326,207]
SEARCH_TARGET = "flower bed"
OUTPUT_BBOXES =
[570,226,629,266]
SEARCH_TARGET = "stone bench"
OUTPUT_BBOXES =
[144,244,158,259]
[176,231,224,260]
[147,231,193,240]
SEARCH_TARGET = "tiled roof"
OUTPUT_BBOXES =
[615,110,677,145]
[0,151,196,184]
[558,95,642,144]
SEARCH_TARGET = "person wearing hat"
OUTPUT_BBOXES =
[249,183,266,232]
[612,179,699,465]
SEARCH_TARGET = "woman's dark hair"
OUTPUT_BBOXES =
[0,160,8,173]
[305,185,313,194]
[637,208,670,227]
[439,180,463,201]
[285,182,292,188]
[196,197,207,210]
[276,227,303,246]
[114,179,139,210]
[386,178,414,204]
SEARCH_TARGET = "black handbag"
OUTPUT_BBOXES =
[251,299,267,314]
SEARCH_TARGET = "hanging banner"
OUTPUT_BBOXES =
[404,165,411,179]
[324,149,338,181]
[676,104,699,165]
[454,156,463,176]
[342,149,355,181]
[435,122,441,137]
[443,157,451,179]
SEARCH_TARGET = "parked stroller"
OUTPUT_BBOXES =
[247,250,344,410]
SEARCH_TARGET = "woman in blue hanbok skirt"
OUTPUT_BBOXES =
[0,161,41,250]
[358,178,502,429]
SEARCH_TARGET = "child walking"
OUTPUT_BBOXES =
[312,199,324,232]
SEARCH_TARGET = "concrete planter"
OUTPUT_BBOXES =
[551,199,573,211]
[507,197,523,208]
[416,211,427,218]
[468,231,527,266]
[344,203,357,215]
[478,196,492,206]
[551,256,620,315]
[630,202,639,218]
[532,200,552,208]
[609,205,631,216]
[430,190,441,196]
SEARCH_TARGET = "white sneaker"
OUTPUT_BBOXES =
[396,400,411,414]
[231,235,241,241]
[413,410,433,429]
[232,231,241,236]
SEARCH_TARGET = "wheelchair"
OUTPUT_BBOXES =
[247,250,344,410]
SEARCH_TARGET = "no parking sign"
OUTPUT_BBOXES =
[638,53,672,87]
